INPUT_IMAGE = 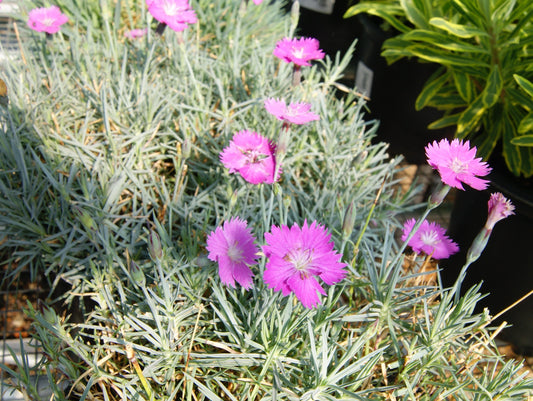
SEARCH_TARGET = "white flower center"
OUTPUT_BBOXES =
[227,242,243,262]
[42,17,55,27]
[450,157,467,174]
[243,148,266,164]
[163,0,183,16]
[286,248,313,272]
[420,230,440,247]
[292,46,305,59]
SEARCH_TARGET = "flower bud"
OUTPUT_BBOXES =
[72,205,96,232]
[148,230,163,261]
[428,184,450,208]
[129,260,146,287]
[342,201,357,239]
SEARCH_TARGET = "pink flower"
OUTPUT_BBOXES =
[147,0,197,32]
[253,0,263,3]
[264,98,319,125]
[486,192,514,230]
[27,6,68,34]
[206,217,258,290]
[125,28,148,39]
[425,139,491,190]
[273,37,325,66]
[220,130,280,185]
[263,221,346,309]
[402,218,459,260]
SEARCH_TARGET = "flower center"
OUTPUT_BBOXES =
[450,157,467,174]
[243,148,267,164]
[420,230,440,247]
[292,46,305,59]
[42,17,55,27]
[286,247,313,272]
[227,241,243,262]
[163,0,184,16]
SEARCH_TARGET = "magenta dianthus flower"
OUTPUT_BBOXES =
[125,28,148,39]
[263,221,346,309]
[264,98,319,125]
[147,0,197,32]
[206,217,258,290]
[27,6,68,34]
[273,37,325,66]
[253,0,263,3]
[425,139,491,190]
[220,130,280,185]
[402,218,459,260]
[486,192,514,230]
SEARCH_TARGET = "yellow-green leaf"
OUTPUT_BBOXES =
[482,65,503,107]
[511,135,533,147]
[453,71,476,103]
[502,117,521,176]
[429,17,488,38]
[456,94,486,138]
[400,0,428,28]
[415,69,449,110]
[514,74,533,98]
[518,112,533,134]
[428,112,461,129]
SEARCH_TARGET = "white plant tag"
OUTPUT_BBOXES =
[297,0,335,15]
[355,61,374,98]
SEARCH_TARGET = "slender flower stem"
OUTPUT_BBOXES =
[353,173,388,256]
[385,189,445,300]
[292,65,301,86]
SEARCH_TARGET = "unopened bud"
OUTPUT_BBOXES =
[290,1,300,34]
[342,201,357,239]
[129,260,146,287]
[148,230,163,260]
[465,228,491,265]
[428,184,450,208]
[182,138,192,160]
[73,205,96,232]
[229,189,239,210]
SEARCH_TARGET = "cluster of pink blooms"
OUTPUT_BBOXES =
[402,138,513,260]
[27,6,68,34]
[219,37,322,185]
[25,1,200,37]
[207,218,346,309]
[209,34,342,309]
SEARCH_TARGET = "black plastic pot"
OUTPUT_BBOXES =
[294,3,451,163]
[441,156,533,355]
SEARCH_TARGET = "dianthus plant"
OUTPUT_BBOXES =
[1,0,531,400]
